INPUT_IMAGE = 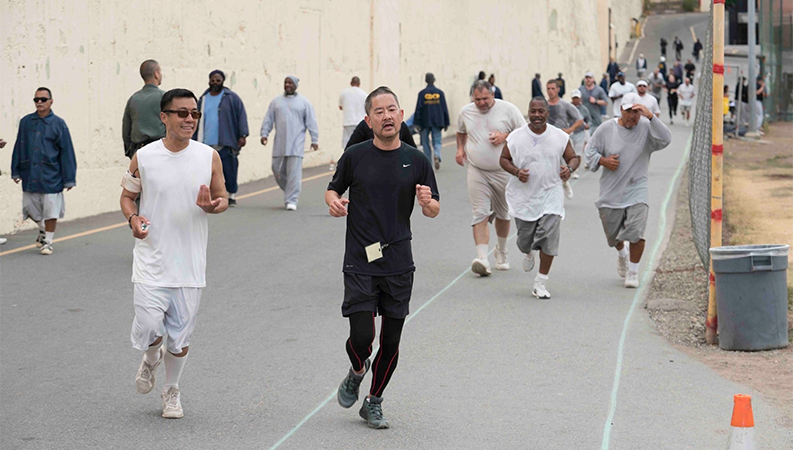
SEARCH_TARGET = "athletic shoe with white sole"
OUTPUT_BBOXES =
[522,252,535,272]
[40,242,53,255]
[434,157,440,170]
[35,231,46,248]
[471,258,492,276]
[617,252,628,278]
[532,280,551,299]
[0,237,6,245]
[337,359,371,408]
[286,203,297,211]
[563,180,574,199]
[359,395,390,429]
[494,247,510,270]
[161,386,184,419]
[136,346,165,394]
[624,271,639,288]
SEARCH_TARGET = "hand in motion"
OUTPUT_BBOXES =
[329,198,350,217]
[560,165,571,181]
[416,184,433,207]
[131,215,150,240]
[260,137,268,146]
[310,143,319,151]
[517,168,530,183]
[0,138,6,148]
[196,184,222,213]
[238,137,247,148]
[630,104,653,119]
[488,131,508,146]
[600,154,620,171]
[455,149,467,166]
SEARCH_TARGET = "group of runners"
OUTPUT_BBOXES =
[116,65,672,428]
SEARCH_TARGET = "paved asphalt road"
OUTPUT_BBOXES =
[2,12,791,450]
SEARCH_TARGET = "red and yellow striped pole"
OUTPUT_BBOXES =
[706,0,725,345]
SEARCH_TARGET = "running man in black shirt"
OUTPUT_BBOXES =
[326,86,440,429]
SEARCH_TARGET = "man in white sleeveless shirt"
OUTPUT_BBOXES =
[499,97,580,299]
[120,88,229,419]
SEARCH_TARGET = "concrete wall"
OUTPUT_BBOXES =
[0,0,641,235]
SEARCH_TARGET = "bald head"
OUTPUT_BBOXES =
[140,60,161,84]
[351,76,360,86]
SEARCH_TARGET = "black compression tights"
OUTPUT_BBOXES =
[346,312,405,398]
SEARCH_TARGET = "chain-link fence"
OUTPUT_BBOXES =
[759,0,793,121]
[689,3,713,268]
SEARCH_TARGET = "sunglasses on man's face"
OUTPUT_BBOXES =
[33,97,51,103]
[163,110,202,119]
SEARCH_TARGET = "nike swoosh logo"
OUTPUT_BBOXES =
[403,164,411,167]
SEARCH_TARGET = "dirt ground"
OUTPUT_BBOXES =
[646,123,793,421]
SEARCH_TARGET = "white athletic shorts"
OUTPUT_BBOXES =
[131,283,202,354]
[22,192,65,222]
[467,164,511,225]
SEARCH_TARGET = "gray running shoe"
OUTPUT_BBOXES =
[35,231,46,248]
[40,242,53,255]
[359,395,390,429]
[136,346,165,394]
[337,359,371,408]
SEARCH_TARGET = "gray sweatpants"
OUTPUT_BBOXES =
[272,156,303,206]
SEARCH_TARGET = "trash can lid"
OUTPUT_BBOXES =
[709,244,789,260]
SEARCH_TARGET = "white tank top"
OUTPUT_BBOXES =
[132,140,214,287]
[505,124,569,222]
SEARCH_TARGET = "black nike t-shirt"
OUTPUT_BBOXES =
[328,140,440,276]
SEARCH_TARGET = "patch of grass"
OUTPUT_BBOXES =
[682,0,697,12]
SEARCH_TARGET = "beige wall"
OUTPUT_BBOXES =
[0,0,641,235]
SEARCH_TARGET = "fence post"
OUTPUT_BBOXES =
[706,0,725,345]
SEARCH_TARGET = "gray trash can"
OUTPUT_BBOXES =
[710,244,789,351]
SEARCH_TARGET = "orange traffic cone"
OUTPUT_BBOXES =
[727,394,756,449]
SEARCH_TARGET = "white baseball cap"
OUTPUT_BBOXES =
[621,93,643,110]
[636,80,648,87]
[571,89,582,98]
[584,71,595,78]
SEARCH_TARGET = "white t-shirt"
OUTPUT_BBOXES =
[608,82,638,117]
[339,86,367,126]
[636,93,662,116]
[677,83,696,105]
[457,99,526,171]
[505,124,569,221]
[133,140,214,288]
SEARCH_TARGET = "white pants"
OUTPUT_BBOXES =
[755,100,764,129]
[342,125,356,149]
[131,283,202,354]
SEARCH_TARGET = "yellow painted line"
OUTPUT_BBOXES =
[690,25,696,42]
[0,170,334,258]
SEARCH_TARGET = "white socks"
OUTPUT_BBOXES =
[476,244,488,260]
[535,273,549,283]
[45,231,54,243]
[164,351,188,389]
[618,246,629,258]
[229,193,236,200]
[144,342,162,365]
[497,237,507,252]
[628,262,640,274]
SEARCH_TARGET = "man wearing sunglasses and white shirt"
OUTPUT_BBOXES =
[11,87,77,255]
[120,88,228,419]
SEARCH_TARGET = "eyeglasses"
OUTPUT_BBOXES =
[33,97,51,103]
[163,110,201,119]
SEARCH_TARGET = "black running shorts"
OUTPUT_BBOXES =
[342,272,414,319]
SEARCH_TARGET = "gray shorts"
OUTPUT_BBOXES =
[22,192,65,222]
[468,164,511,225]
[515,214,561,257]
[599,204,649,247]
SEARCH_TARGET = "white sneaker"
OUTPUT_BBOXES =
[471,258,492,276]
[532,280,551,299]
[136,346,165,394]
[40,242,53,255]
[0,237,7,245]
[161,386,184,419]
[522,252,535,272]
[624,271,639,288]
[571,172,580,179]
[617,253,628,278]
[494,247,510,271]
[285,203,297,211]
[563,180,574,199]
